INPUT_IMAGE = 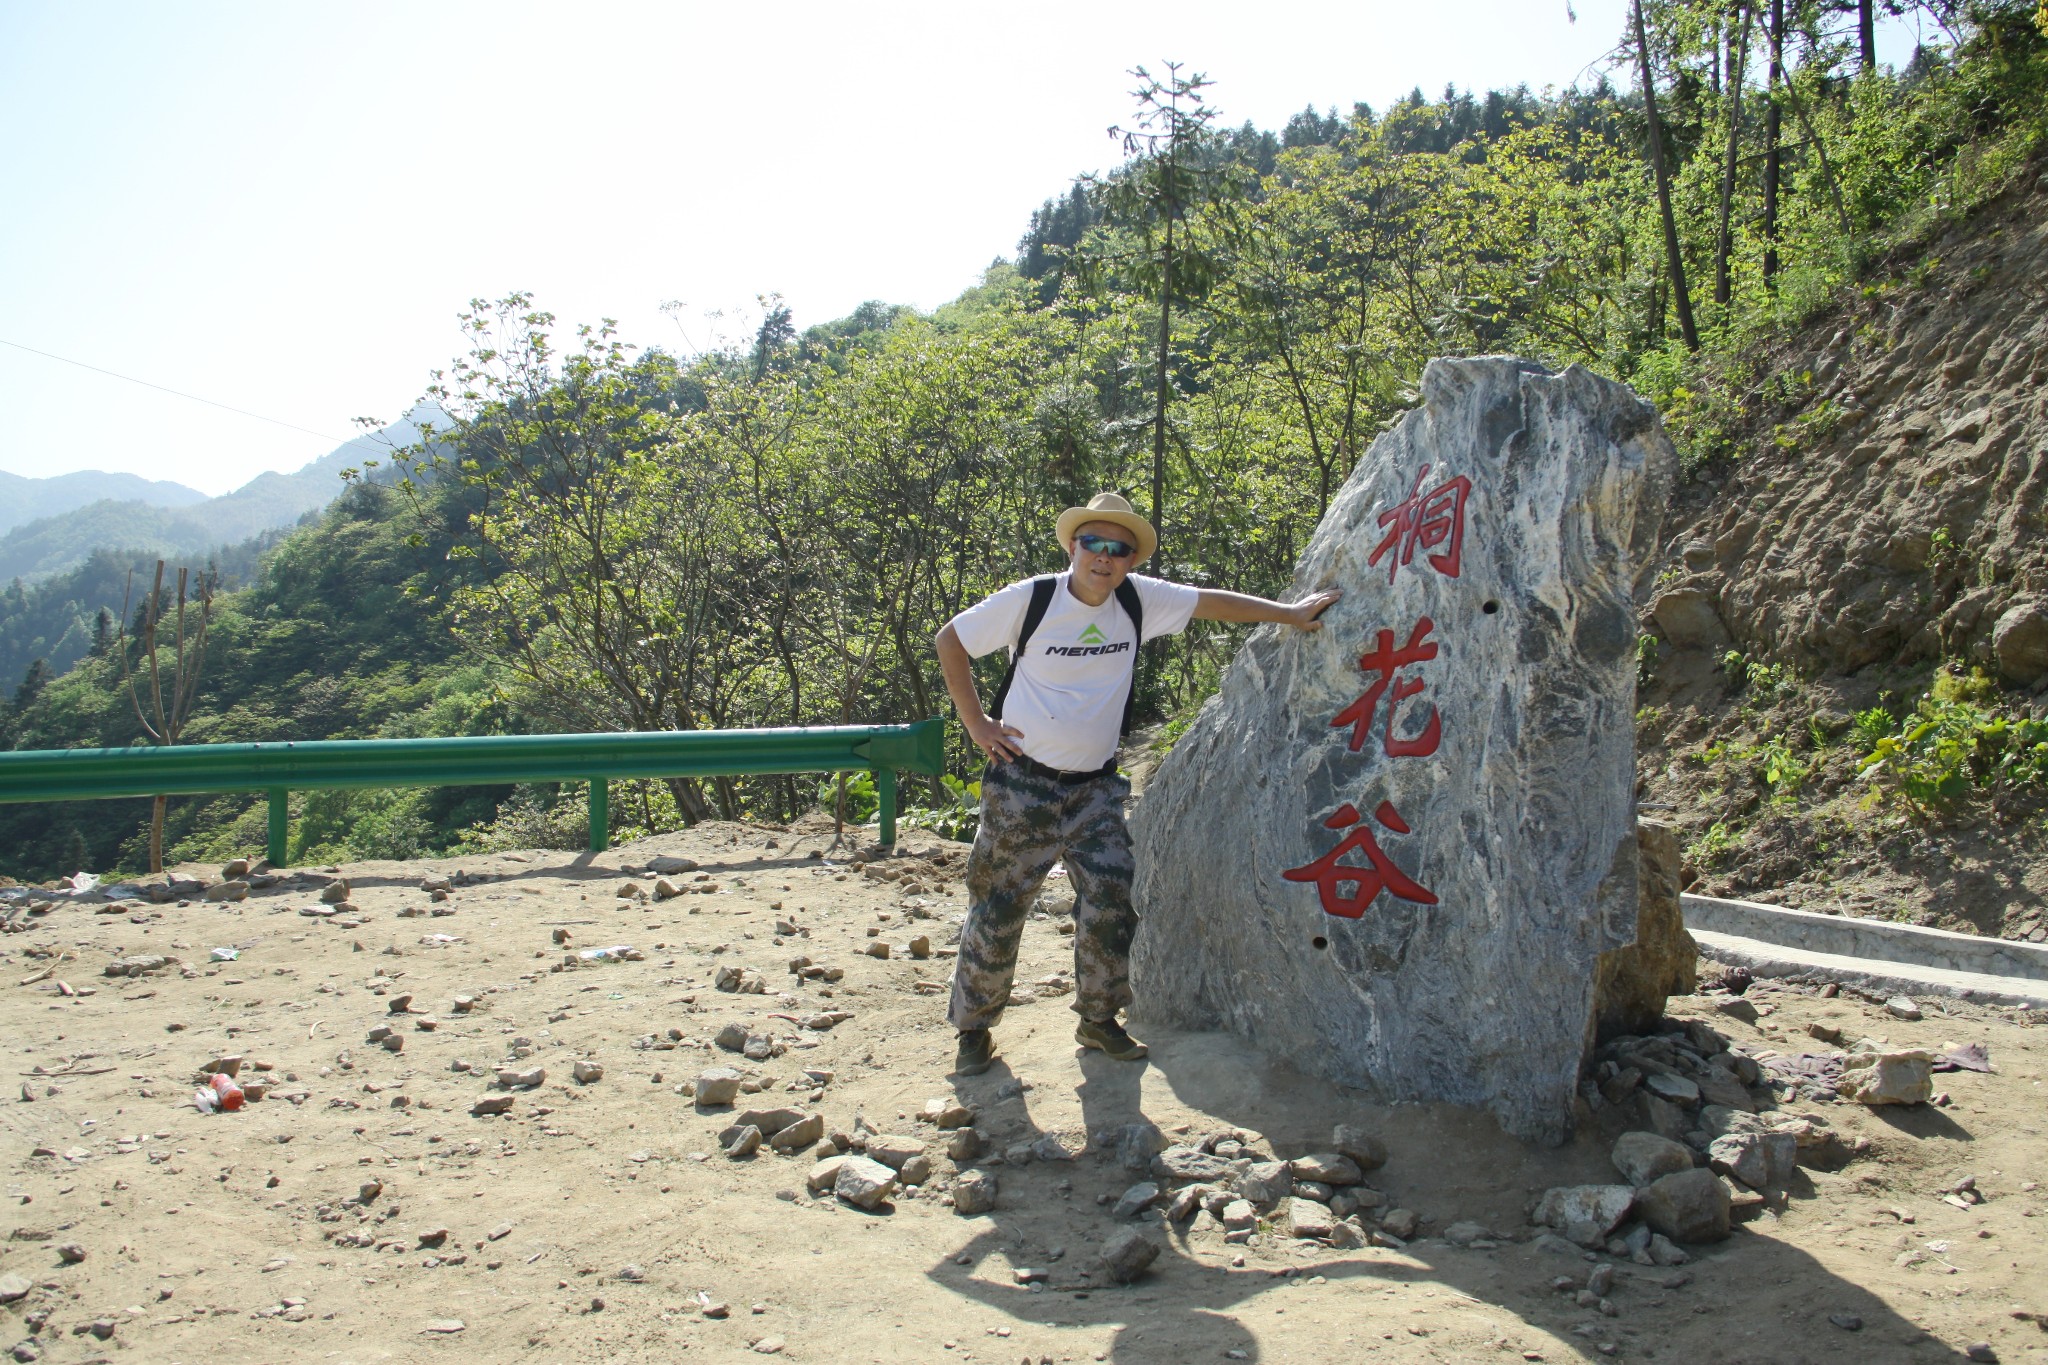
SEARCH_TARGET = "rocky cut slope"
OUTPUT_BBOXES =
[1650,164,2048,678]
[1636,154,2048,941]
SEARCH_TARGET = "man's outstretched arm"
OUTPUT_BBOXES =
[935,622,1025,763]
[1192,588,1341,630]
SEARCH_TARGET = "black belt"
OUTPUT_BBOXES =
[996,753,1118,784]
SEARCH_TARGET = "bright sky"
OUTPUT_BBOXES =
[0,1,1929,495]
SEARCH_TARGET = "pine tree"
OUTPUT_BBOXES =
[12,658,51,711]
[751,300,796,379]
[1104,62,1229,553]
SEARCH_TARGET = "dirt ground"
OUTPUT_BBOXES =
[2,819,2043,1365]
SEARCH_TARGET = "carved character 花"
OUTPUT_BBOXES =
[1329,617,1442,758]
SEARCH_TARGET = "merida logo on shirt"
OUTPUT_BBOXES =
[1043,622,1131,658]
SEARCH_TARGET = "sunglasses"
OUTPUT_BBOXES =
[1076,533,1138,559]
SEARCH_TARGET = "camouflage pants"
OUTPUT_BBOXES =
[947,759,1137,1033]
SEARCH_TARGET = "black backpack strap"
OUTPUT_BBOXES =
[1115,578,1144,737]
[989,576,1059,722]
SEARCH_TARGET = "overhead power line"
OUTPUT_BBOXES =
[0,335,379,449]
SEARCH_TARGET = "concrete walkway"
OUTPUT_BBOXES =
[1687,926,2048,1009]
[1682,892,2048,981]
[1680,893,2048,1007]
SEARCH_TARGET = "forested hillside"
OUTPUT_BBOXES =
[3,0,2044,888]
[0,538,287,692]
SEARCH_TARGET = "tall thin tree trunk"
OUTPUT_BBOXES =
[1763,0,1784,285]
[1715,1,1754,309]
[664,776,713,824]
[1634,0,1701,350]
[1858,0,1876,73]
[1152,197,1174,537]
[1777,59,1859,240]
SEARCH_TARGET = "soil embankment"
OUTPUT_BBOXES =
[1639,158,2048,945]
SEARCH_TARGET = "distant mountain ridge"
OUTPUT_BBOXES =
[0,408,438,585]
[0,469,207,536]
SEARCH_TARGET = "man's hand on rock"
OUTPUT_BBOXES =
[1290,590,1342,631]
[966,716,1026,764]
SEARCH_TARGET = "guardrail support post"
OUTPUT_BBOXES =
[267,789,288,867]
[588,778,609,853]
[875,767,897,847]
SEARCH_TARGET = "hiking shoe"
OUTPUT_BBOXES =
[1075,1017,1149,1061]
[954,1029,997,1076]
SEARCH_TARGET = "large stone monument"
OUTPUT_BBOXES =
[1129,357,1676,1143]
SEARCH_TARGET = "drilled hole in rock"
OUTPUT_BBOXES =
[1311,935,1329,950]
[1482,600,1500,614]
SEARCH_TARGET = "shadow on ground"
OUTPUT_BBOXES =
[914,1025,1961,1365]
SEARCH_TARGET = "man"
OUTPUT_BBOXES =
[935,492,1339,1076]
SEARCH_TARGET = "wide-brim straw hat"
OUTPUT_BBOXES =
[1055,492,1158,566]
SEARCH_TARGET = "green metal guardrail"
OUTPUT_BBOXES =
[0,720,946,866]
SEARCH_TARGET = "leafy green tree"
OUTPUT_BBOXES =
[1763,0,1786,282]
[1096,62,1231,549]
[396,295,748,825]
[1715,0,1756,309]
[1211,130,1434,512]
[1282,104,1345,148]
[1016,184,1098,302]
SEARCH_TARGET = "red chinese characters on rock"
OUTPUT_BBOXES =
[1328,617,1441,758]
[1290,456,1473,921]
[1281,800,1439,919]
[1368,463,1471,584]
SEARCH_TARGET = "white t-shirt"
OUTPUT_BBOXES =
[949,572,1202,772]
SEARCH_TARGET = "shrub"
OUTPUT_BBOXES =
[816,771,881,826]
[1637,633,1662,686]
[1687,821,1741,868]
[458,783,590,852]
[1856,692,2048,813]
[1851,705,1896,753]
[904,774,982,843]
[1755,737,1809,801]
